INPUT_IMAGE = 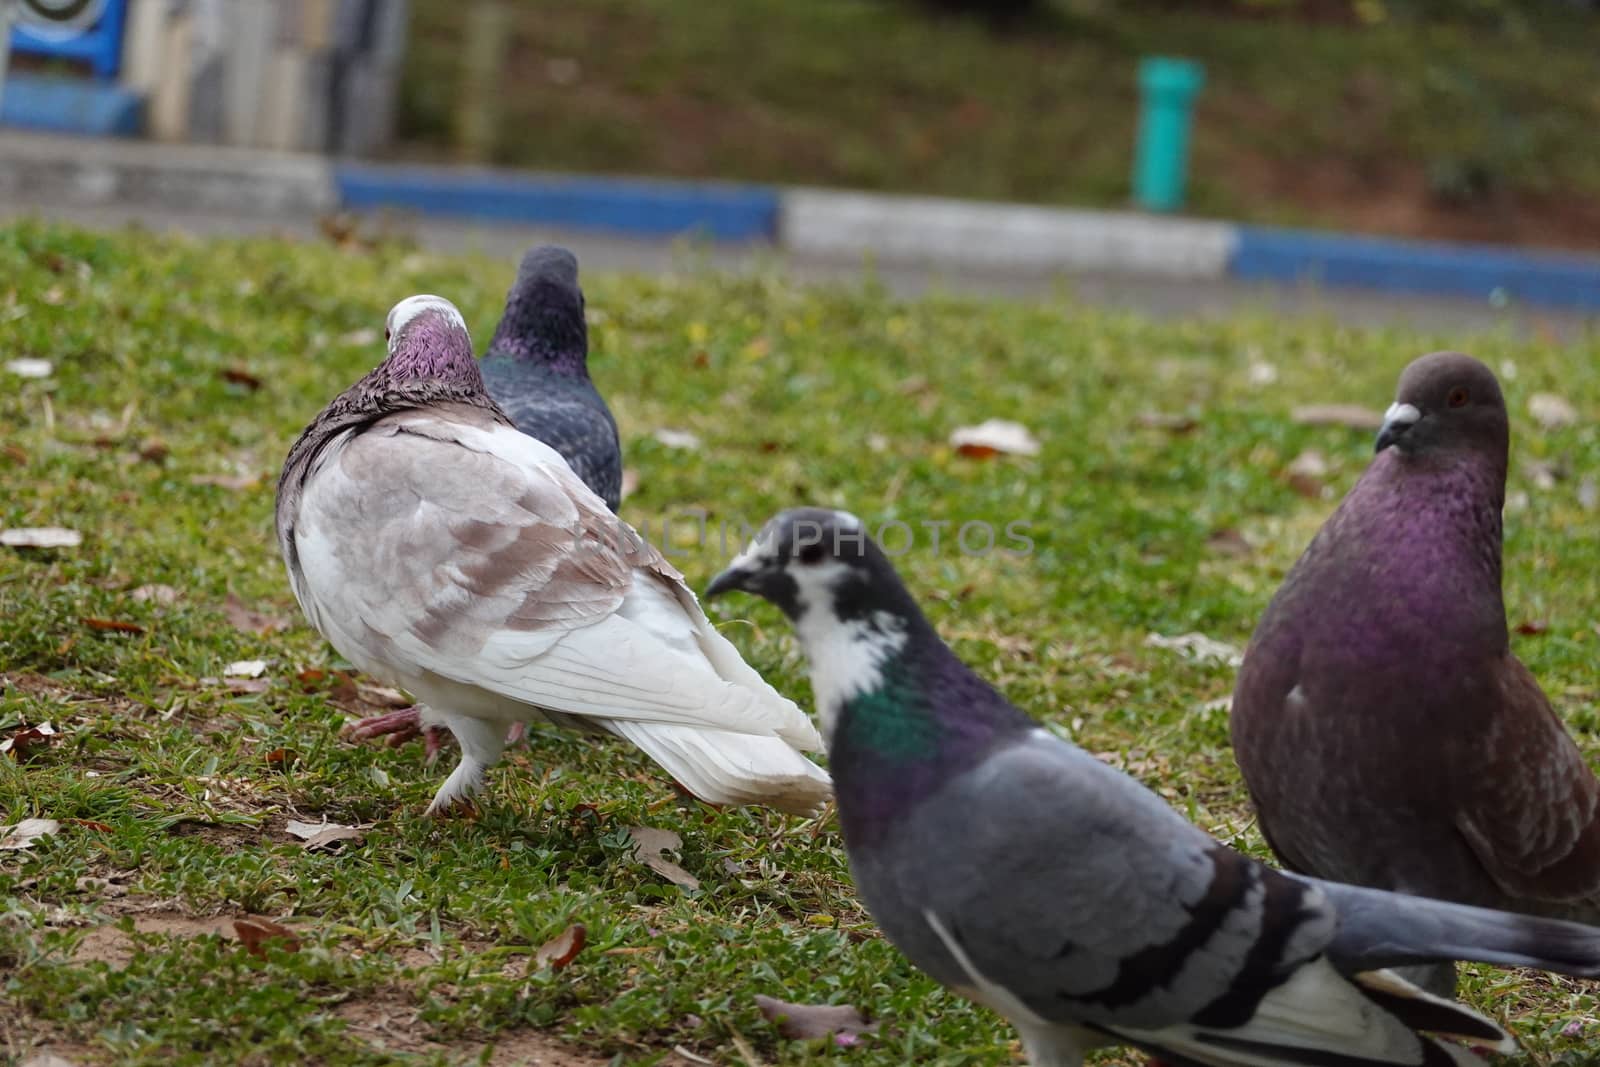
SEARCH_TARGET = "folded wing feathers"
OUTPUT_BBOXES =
[1114,960,1501,1067]
[293,411,827,809]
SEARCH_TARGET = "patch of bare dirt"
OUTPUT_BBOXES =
[335,992,618,1065]
[70,914,235,967]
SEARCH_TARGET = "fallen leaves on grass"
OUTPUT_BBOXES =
[2,526,82,548]
[949,418,1040,458]
[1284,449,1330,497]
[1514,620,1549,636]
[223,594,287,635]
[1,817,61,850]
[534,923,587,970]
[233,916,301,958]
[130,583,180,605]
[221,366,263,391]
[653,428,702,451]
[754,994,878,1044]
[5,357,53,378]
[620,468,641,500]
[82,617,145,635]
[1528,393,1578,430]
[1291,404,1382,431]
[1205,528,1253,559]
[1,721,57,759]
[1145,632,1244,668]
[285,819,366,852]
[627,826,701,890]
[225,659,268,678]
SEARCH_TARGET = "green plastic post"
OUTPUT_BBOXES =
[1134,57,1204,213]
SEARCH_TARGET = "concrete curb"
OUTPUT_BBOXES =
[336,163,778,242]
[0,129,336,216]
[1233,226,1600,313]
[2,129,1597,312]
[783,188,1237,278]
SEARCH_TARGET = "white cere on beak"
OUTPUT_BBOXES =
[386,294,467,349]
[1383,402,1421,427]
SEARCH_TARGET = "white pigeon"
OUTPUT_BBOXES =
[274,294,831,816]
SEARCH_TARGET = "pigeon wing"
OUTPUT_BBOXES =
[1452,654,1600,910]
[291,406,810,742]
[899,735,1502,1063]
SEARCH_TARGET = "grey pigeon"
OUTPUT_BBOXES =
[1231,353,1600,984]
[344,246,623,755]
[706,507,1600,1066]
[276,295,831,816]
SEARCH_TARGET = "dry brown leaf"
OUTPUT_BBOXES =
[1,721,58,760]
[627,826,701,890]
[1,817,61,850]
[20,1052,80,1067]
[534,923,587,970]
[1515,620,1549,636]
[1290,404,1383,431]
[138,438,170,463]
[223,594,286,635]
[1528,393,1578,430]
[1145,632,1244,668]
[2,526,82,548]
[130,583,180,605]
[754,994,878,1043]
[949,419,1040,458]
[1205,529,1253,559]
[83,617,145,635]
[221,366,263,391]
[285,819,366,852]
[225,678,270,694]
[355,683,410,708]
[233,916,300,958]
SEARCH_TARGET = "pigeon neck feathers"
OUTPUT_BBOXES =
[485,250,590,378]
[791,563,1034,847]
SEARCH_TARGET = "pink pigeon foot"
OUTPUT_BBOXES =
[343,706,453,763]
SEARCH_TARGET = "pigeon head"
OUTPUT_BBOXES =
[1374,352,1508,466]
[383,295,478,383]
[486,245,588,372]
[705,507,923,629]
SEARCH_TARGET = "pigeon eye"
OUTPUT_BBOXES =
[384,328,392,342]
[796,543,825,565]
[1447,387,1469,408]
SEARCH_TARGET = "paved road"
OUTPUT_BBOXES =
[5,197,1594,339]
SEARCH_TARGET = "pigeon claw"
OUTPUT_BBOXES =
[343,706,424,745]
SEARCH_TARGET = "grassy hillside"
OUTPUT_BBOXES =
[395,0,1600,251]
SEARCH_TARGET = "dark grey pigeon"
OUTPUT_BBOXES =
[479,246,622,511]
[277,296,830,817]
[343,246,623,754]
[1231,353,1600,993]
[707,507,1600,1067]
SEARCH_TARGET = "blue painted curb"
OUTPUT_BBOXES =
[1232,226,1600,312]
[0,74,142,137]
[336,164,779,242]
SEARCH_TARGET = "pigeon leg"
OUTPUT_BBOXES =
[342,705,423,745]
[425,715,508,816]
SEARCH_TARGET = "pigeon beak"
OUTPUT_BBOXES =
[1375,402,1421,453]
[705,564,758,601]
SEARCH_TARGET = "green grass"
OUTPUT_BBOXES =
[2,219,1599,1065]
[397,0,1600,249]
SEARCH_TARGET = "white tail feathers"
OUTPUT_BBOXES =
[607,719,832,815]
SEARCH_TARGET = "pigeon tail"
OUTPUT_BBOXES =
[1316,877,1600,977]
[605,719,833,816]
